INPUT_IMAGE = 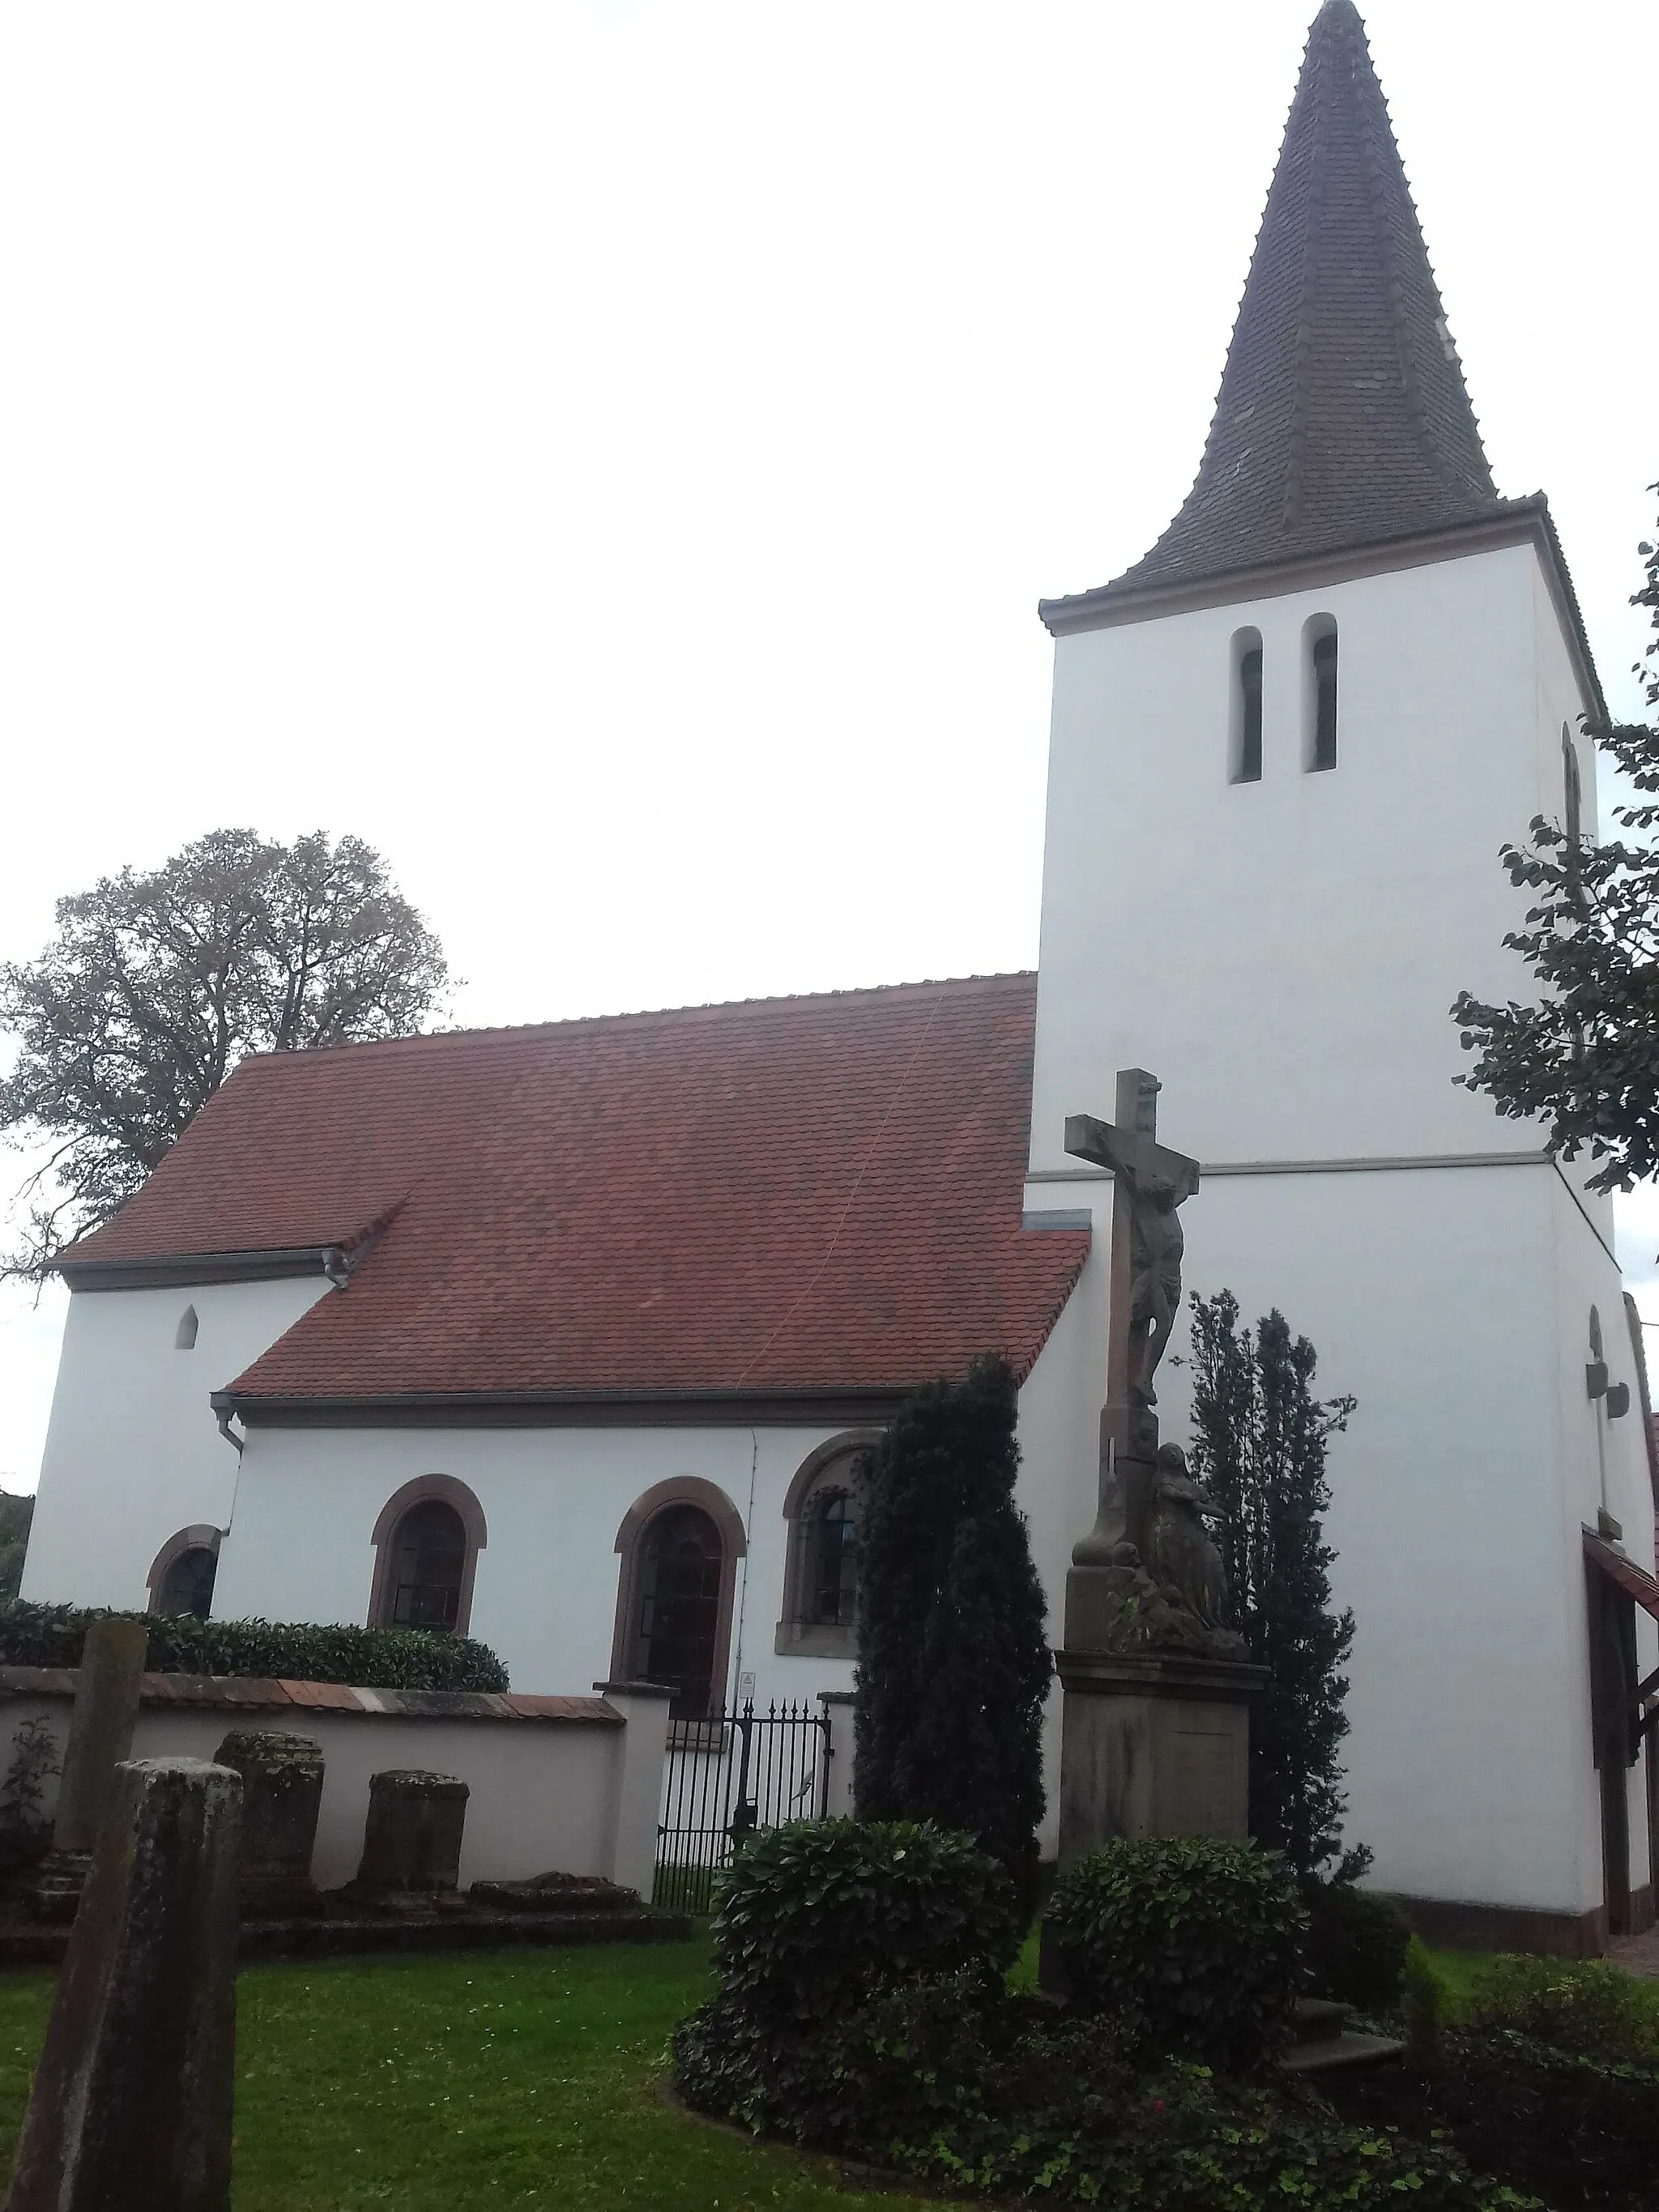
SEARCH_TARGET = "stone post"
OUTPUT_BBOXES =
[1055,1650,1261,1860]
[818,1689,855,1819]
[592,1682,674,1899]
[32,1615,148,1920]
[352,1771,469,1900]
[5,1758,241,2212]
[213,1729,326,1918]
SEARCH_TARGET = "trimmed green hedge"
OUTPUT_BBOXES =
[0,1600,509,1692]
[709,1818,1019,2024]
[1044,1835,1304,2070]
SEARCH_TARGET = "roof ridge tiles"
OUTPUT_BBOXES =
[229,970,1038,1065]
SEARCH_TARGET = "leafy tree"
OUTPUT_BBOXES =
[1452,491,1659,1190]
[1187,1291,1360,1882]
[0,829,448,1276]
[854,1353,1051,1898]
[0,1494,32,1603]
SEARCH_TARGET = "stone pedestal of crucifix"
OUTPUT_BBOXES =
[1051,1069,1265,1870]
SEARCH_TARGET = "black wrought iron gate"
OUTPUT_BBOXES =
[653,1699,833,1911]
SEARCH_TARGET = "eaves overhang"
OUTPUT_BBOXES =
[1038,500,1607,730]
[60,1247,339,1293]
[210,1383,914,1432]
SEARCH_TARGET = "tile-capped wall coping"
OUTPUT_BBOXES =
[0,1666,622,1726]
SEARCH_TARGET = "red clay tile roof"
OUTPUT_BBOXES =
[64,974,1088,1406]
[1056,1,1505,610]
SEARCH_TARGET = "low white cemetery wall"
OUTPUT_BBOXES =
[0,1669,672,1897]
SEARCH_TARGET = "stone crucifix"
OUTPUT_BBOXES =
[1064,1068,1201,1567]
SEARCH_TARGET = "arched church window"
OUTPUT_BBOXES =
[367,1475,488,1638]
[609,1478,745,1725]
[146,1524,221,1617]
[1230,628,1263,784]
[803,1489,857,1626]
[776,1438,875,1659]
[1305,614,1338,771]
[160,1546,216,1618]
[175,1306,198,1351]
[385,1500,467,1631]
[632,1504,723,1719]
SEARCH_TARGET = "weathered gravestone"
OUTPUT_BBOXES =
[32,1614,147,1921]
[6,1758,241,2212]
[1053,1070,1265,1866]
[213,1729,325,1918]
[347,1770,469,1908]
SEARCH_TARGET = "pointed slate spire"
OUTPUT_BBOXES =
[1104,1,1504,599]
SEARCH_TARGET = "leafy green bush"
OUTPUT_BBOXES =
[0,1600,509,1691]
[676,1819,1018,2141]
[708,1818,1018,2024]
[1043,1836,1303,2069]
[1465,1954,1658,2064]
[1301,1877,1410,2010]
[679,1968,1539,2209]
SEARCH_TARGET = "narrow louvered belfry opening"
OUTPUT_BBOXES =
[1310,624,1338,771]
[1230,629,1265,783]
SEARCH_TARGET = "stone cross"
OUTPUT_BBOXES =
[1064,1068,1200,1566]
[6,1758,241,2212]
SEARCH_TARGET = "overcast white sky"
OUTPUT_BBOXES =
[0,1,1655,1487]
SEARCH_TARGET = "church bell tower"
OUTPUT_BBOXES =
[1026,1,1658,1945]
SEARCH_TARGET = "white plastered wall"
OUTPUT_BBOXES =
[212,1421,862,1709]
[207,1323,1102,1859]
[1025,533,1657,1920]
[0,1685,672,1894]
[1030,540,1559,1170]
[23,1275,332,1609]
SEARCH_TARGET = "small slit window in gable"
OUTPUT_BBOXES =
[174,1306,198,1352]
[1229,628,1263,784]
[1305,614,1337,772]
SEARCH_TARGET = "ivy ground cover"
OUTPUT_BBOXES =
[0,1940,950,2212]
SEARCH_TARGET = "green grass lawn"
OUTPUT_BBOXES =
[0,1933,1649,2210]
[0,1940,952,2212]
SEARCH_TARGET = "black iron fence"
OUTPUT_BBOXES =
[653,1698,833,1912]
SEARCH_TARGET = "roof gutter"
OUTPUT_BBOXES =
[58,1246,340,1293]
[210,1383,915,1432]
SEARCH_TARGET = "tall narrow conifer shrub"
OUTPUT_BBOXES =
[853,1354,1050,1894]
[1188,1291,1361,1881]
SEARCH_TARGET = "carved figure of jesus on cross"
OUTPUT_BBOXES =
[1065,1069,1201,1417]
[1064,1068,1201,1565]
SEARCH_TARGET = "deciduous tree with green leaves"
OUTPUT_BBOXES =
[1452,492,1659,1188]
[0,828,449,1277]
[853,1353,1051,1900]
[1187,1291,1360,1882]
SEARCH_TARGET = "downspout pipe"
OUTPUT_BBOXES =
[211,1392,244,1459]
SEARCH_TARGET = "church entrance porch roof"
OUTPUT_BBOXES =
[57,973,1089,1417]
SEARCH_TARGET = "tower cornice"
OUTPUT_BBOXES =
[1038,495,1606,729]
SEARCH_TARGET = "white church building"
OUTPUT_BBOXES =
[23,1,1659,1952]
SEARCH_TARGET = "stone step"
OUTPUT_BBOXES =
[1292,1996,1352,2045]
[1281,2028,1405,2077]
